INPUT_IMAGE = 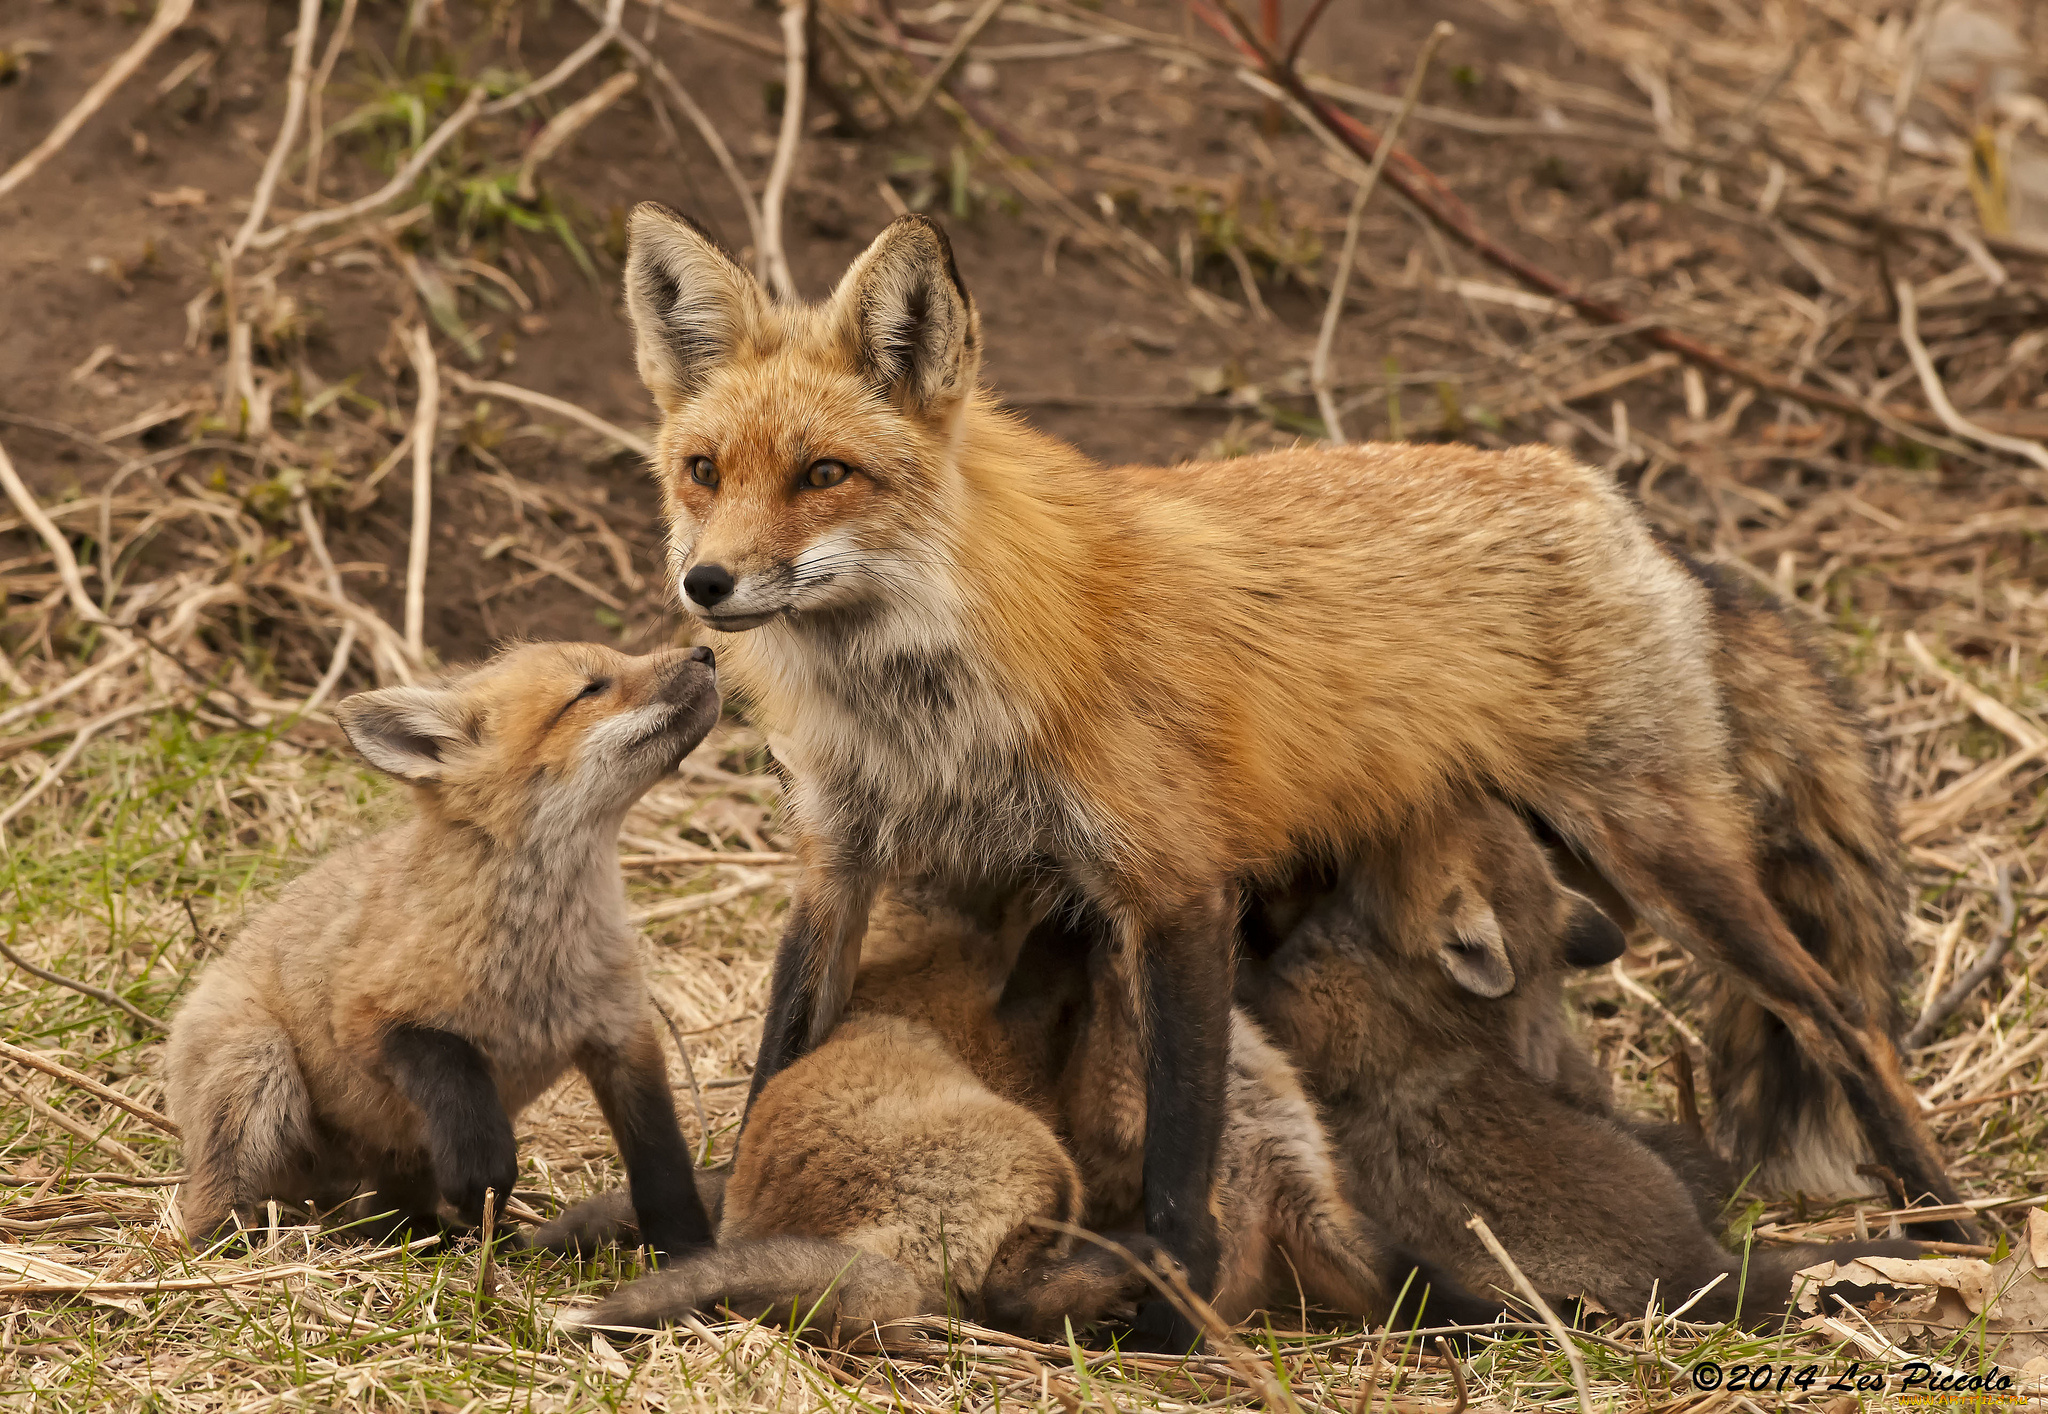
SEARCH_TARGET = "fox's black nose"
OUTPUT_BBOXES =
[689,646,714,665]
[683,564,735,608]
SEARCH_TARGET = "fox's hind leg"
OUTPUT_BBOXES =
[167,1005,326,1245]
[1534,784,1961,1232]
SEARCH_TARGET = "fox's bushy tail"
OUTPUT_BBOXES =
[1677,553,1912,1201]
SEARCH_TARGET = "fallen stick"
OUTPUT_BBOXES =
[576,0,765,261]
[403,327,440,662]
[901,0,1004,123]
[444,371,653,458]
[1466,1214,1593,1414]
[0,0,197,201]
[1895,280,2048,473]
[248,86,485,251]
[0,1039,179,1135]
[485,0,624,116]
[516,70,639,202]
[301,0,360,203]
[293,487,361,715]
[760,0,812,299]
[1311,22,1451,444]
[1190,0,1976,444]
[0,1073,147,1170]
[1905,866,2018,1049]
[229,0,322,259]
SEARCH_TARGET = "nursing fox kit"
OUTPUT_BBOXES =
[166,643,719,1254]
[622,202,1955,1305]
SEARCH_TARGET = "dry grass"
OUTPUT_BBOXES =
[4,0,2048,1407]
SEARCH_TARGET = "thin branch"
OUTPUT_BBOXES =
[1312,22,1451,445]
[0,438,115,627]
[443,371,653,459]
[1895,279,2048,472]
[1465,1213,1593,1414]
[0,1073,146,1171]
[0,0,197,201]
[229,0,323,259]
[901,0,1004,123]
[576,0,763,260]
[760,0,812,300]
[403,327,441,662]
[248,86,486,251]
[484,0,625,116]
[302,0,359,203]
[1905,866,2020,1049]
[516,70,639,202]
[0,937,167,1034]
[0,1039,179,1135]
[650,997,710,1149]
[293,488,360,715]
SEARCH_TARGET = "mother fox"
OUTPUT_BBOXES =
[622,206,1954,1346]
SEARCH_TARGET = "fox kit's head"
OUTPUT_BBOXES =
[1241,797,1625,1066]
[333,643,720,842]
[621,205,980,633]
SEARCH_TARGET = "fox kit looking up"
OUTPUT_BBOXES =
[165,642,720,1256]
[620,205,1956,1329]
[1238,795,1921,1326]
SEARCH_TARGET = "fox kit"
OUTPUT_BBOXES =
[165,643,720,1257]
[1238,796,1919,1326]
[548,884,1158,1339]
[620,205,1955,1318]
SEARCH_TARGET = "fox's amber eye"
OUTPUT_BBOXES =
[686,456,718,489]
[804,459,849,489]
[572,679,609,705]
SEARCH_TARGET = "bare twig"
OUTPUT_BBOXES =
[485,0,625,116]
[302,0,360,203]
[444,371,653,459]
[293,488,360,715]
[516,70,639,202]
[1465,1214,1593,1414]
[248,86,486,251]
[1311,22,1451,444]
[403,327,441,661]
[0,1039,179,1135]
[0,439,115,628]
[478,1189,500,1300]
[760,0,812,300]
[901,0,1004,123]
[1432,1339,1469,1414]
[574,0,765,262]
[0,0,197,202]
[1906,866,2020,1048]
[651,997,710,1146]
[1895,280,2048,473]
[230,0,323,259]
[0,1074,147,1170]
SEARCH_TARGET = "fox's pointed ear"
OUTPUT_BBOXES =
[1438,893,1516,999]
[829,215,980,417]
[334,684,474,784]
[624,202,767,413]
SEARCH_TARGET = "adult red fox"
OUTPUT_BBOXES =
[619,204,1955,1334]
[165,643,720,1256]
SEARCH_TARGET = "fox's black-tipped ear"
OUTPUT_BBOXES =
[829,215,980,417]
[1438,893,1516,999]
[334,685,472,784]
[624,203,767,413]
[1559,895,1628,969]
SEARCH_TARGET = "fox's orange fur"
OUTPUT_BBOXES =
[621,207,1959,1292]
[165,643,719,1253]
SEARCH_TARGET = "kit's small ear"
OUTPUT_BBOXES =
[334,685,472,784]
[1438,898,1515,999]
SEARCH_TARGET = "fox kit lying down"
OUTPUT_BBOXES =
[1237,796,1920,1326]
[549,884,1157,1338]
[621,206,1955,1321]
[541,886,1498,1337]
[166,643,720,1256]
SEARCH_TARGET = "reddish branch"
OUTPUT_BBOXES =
[1185,0,1974,442]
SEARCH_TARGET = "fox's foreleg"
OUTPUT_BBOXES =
[381,1024,517,1227]
[1124,886,1233,1353]
[578,1016,714,1259]
[745,861,881,1116]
